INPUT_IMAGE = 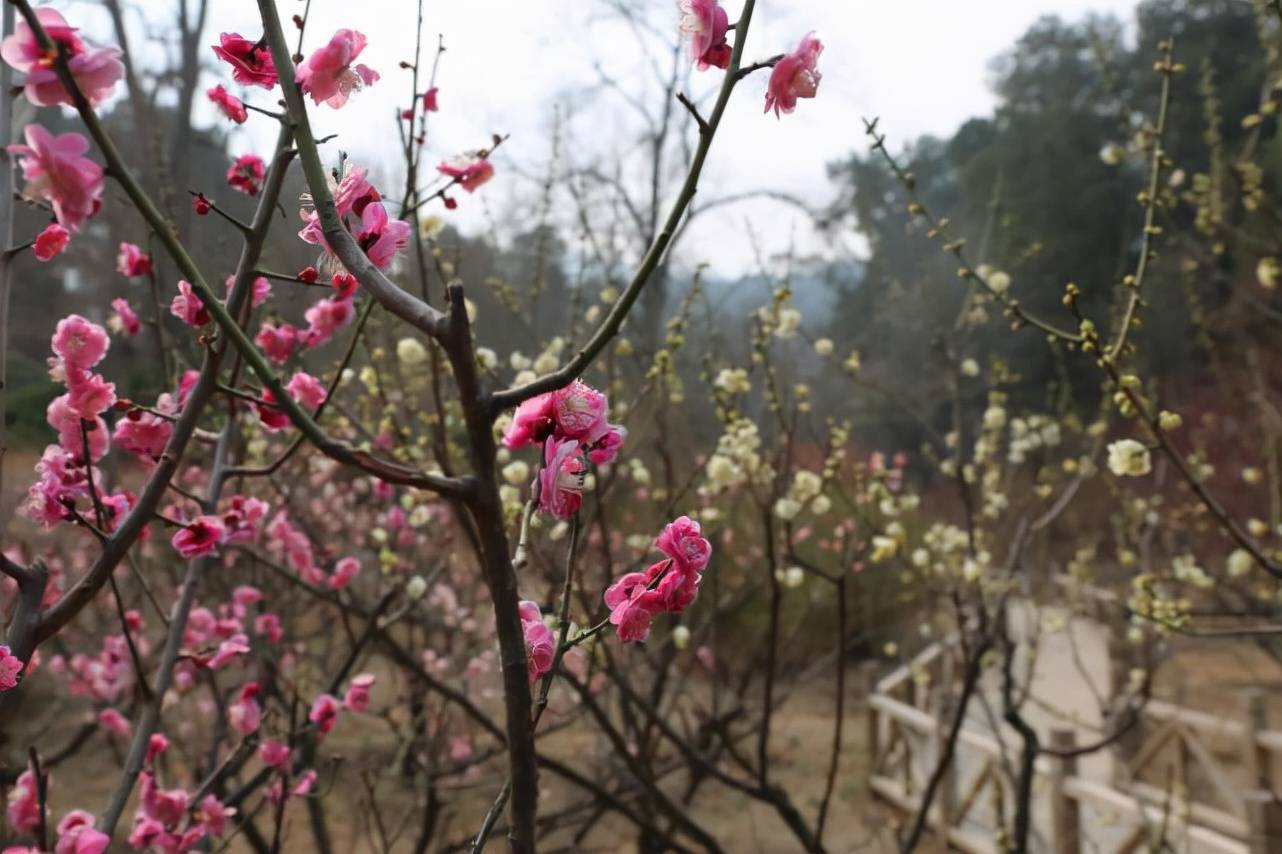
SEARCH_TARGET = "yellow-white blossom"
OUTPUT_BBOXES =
[1107,439,1151,477]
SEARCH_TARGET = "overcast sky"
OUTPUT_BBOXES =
[76,0,1142,275]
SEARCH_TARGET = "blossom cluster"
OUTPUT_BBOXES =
[502,380,626,519]
[603,517,712,643]
[678,0,823,118]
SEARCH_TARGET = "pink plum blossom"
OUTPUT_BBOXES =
[343,673,375,711]
[116,242,151,277]
[296,29,379,108]
[679,0,731,70]
[207,84,247,123]
[113,403,173,461]
[255,388,291,433]
[256,322,298,365]
[170,280,210,327]
[656,516,712,572]
[54,810,109,854]
[64,368,116,419]
[604,519,714,643]
[301,296,354,348]
[519,601,555,683]
[52,315,109,369]
[171,515,227,559]
[329,556,361,590]
[309,692,341,736]
[222,495,268,542]
[354,202,409,270]
[286,371,328,409]
[109,298,141,336]
[604,573,660,643]
[0,644,23,691]
[212,33,277,88]
[587,424,627,465]
[539,438,587,519]
[97,707,131,738]
[423,86,439,111]
[195,795,235,838]
[0,8,123,107]
[437,157,494,193]
[7,769,40,832]
[229,682,261,735]
[9,126,103,231]
[139,771,189,826]
[34,222,70,261]
[502,393,556,450]
[259,739,290,767]
[227,154,266,195]
[150,736,172,765]
[552,380,609,441]
[225,273,270,308]
[764,32,823,118]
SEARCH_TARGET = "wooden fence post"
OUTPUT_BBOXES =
[1107,630,1141,784]
[863,662,880,770]
[931,684,956,827]
[1244,689,1272,791]
[1049,728,1082,854]
[1245,789,1282,854]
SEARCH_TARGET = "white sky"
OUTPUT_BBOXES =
[72,0,1141,275]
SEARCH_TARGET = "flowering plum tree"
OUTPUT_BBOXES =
[0,1,843,852]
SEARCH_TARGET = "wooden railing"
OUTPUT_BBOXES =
[867,638,1282,853]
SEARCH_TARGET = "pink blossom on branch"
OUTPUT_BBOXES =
[34,222,70,261]
[259,739,290,768]
[227,154,266,195]
[52,314,109,370]
[116,242,152,277]
[8,125,104,232]
[109,297,141,336]
[0,644,24,691]
[539,438,587,519]
[296,29,379,108]
[553,380,609,441]
[343,673,375,711]
[437,157,495,193]
[519,602,555,683]
[113,401,173,461]
[604,572,660,643]
[354,202,409,270]
[6,768,40,832]
[212,32,277,88]
[207,84,247,123]
[502,393,556,450]
[54,810,110,854]
[604,519,713,643]
[329,556,361,590]
[656,515,713,572]
[423,86,439,112]
[170,279,210,327]
[97,707,131,738]
[285,371,328,409]
[0,7,123,107]
[679,0,731,70]
[225,273,271,308]
[764,32,823,118]
[64,367,116,419]
[171,515,227,559]
[229,682,262,734]
[309,692,341,736]
[256,322,298,365]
